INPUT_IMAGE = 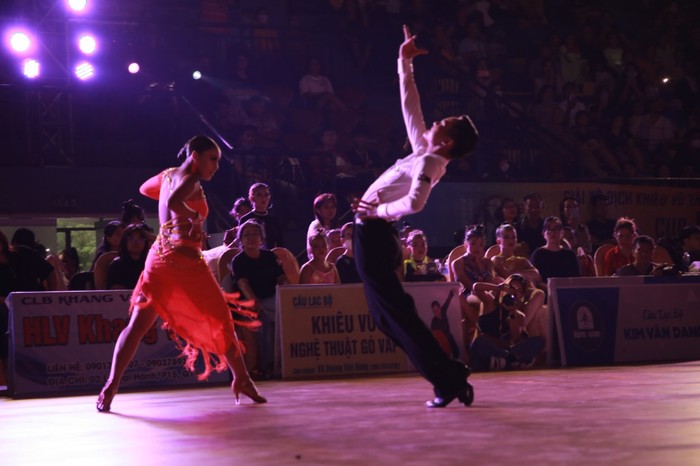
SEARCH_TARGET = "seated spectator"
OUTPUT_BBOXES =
[558,81,587,128]
[106,224,150,289]
[586,194,616,252]
[306,192,339,241]
[326,228,343,250]
[91,221,124,270]
[231,220,288,379]
[601,217,638,276]
[222,197,253,247]
[616,235,664,276]
[679,225,700,271]
[492,196,520,244]
[516,193,546,257]
[8,227,58,291]
[121,199,156,243]
[490,224,547,337]
[403,230,445,282]
[531,216,580,283]
[58,247,80,285]
[452,225,501,296]
[334,222,361,284]
[299,57,348,112]
[299,230,340,285]
[570,111,622,177]
[239,182,284,249]
[558,196,595,276]
[243,95,281,150]
[469,274,546,371]
[491,223,542,286]
[629,97,676,157]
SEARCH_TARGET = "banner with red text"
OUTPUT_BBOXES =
[7,291,228,398]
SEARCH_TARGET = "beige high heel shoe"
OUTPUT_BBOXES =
[232,378,267,404]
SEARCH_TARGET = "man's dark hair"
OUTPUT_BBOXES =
[11,227,36,247]
[447,115,478,158]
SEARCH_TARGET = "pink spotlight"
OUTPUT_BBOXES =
[127,62,140,74]
[4,28,36,55]
[22,59,40,79]
[74,61,95,80]
[66,0,89,13]
[77,34,97,55]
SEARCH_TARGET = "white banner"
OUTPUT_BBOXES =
[7,291,228,398]
[277,282,465,379]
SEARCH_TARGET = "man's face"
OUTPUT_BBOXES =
[633,242,653,266]
[425,117,458,148]
[525,198,542,218]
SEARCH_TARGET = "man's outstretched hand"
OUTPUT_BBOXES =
[399,24,428,60]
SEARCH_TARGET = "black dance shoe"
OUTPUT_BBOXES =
[425,382,474,408]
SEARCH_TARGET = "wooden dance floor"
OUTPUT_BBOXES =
[2,361,700,465]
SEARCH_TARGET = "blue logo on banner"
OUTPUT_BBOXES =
[556,288,619,365]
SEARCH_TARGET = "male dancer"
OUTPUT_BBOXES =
[353,25,478,407]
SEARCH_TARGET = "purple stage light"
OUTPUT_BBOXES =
[66,0,89,13]
[74,61,95,80]
[127,62,140,74]
[77,34,97,55]
[192,70,202,80]
[22,59,40,79]
[5,28,36,55]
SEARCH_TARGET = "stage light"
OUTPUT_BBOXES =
[22,59,40,79]
[4,28,36,55]
[192,70,202,80]
[74,61,95,80]
[66,0,89,13]
[128,62,140,74]
[77,34,97,55]
[10,32,31,53]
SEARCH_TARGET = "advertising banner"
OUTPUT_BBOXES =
[7,291,228,398]
[549,276,700,366]
[277,282,465,379]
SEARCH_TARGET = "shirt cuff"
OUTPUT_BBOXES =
[398,58,413,75]
[376,203,390,220]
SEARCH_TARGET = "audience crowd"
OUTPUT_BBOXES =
[2,1,700,381]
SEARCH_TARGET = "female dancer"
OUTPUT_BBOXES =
[96,135,266,412]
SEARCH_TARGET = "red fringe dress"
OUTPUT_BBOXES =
[131,169,258,380]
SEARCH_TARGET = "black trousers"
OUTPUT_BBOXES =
[353,217,468,399]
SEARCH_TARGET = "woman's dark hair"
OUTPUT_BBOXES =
[117,224,150,262]
[464,224,485,241]
[558,196,579,222]
[121,199,146,225]
[229,197,252,220]
[313,193,338,225]
[176,135,219,163]
[496,197,518,223]
[11,227,36,247]
[237,219,267,246]
[92,220,124,269]
[542,216,563,233]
